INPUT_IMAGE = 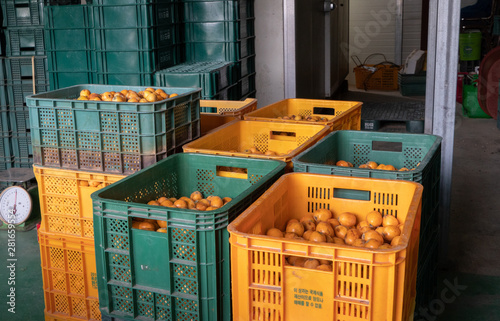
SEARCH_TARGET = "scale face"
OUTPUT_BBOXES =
[0,186,32,225]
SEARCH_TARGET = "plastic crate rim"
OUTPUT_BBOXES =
[227,171,424,252]
[91,153,287,217]
[292,129,443,172]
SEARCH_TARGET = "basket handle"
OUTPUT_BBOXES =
[363,53,388,65]
[351,55,363,67]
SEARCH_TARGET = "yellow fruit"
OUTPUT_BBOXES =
[315,221,334,237]
[157,197,167,204]
[138,222,156,231]
[338,212,357,227]
[195,202,208,211]
[336,160,350,167]
[317,264,333,271]
[80,89,91,97]
[304,259,320,269]
[334,225,348,239]
[313,208,332,222]
[157,220,167,228]
[157,227,168,233]
[363,230,384,244]
[352,239,365,247]
[366,210,383,228]
[327,218,340,228]
[300,215,315,223]
[359,164,370,169]
[302,220,316,231]
[366,161,378,169]
[303,230,313,240]
[190,191,203,201]
[222,197,232,204]
[264,150,277,156]
[333,237,345,245]
[174,199,188,209]
[266,228,284,237]
[286,221,305,237]
[383,225,401,242]
[365,239,382,249]
[391,235,401,246]
[379,244,392,249]
[210,196,224,208]
[79,181,89,187]
[160,199,174,207]
[284,232,298,239]
[292,257,307,267]
[308,231,327,243]
[383,215,399,227]
[147,200,160,206]
[344,229,362,245]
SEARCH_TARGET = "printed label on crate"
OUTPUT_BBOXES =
[284,268,333,319]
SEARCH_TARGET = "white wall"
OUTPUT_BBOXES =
[347,0,422,84]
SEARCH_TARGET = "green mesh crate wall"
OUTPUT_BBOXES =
[185,36,255,62]
[11,132,32,158]
[184,19,254,42]
[9,106,30,132]
[1,56,48,85]
[0,130,12,158]
[155,61,237,98]
[44,4,95,90]
[232,54,255,79]
[201,82,239,101]
[183,0,254,22]
[292,130,442,311]
[0,109,9,132]
[0,155,14,170]
[92,72,157,87]
[398,72,426,97]
[1,0,44,27]
[5,82,49,107]
[26,84,201,174]
[237,72,255,98]
[13,156,32,168]
[4,26,45,56]
[92,153,286,321]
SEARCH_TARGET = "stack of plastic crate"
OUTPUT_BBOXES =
[155,0,255,100]
[0,0,51,169]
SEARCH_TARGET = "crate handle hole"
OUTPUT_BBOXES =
[333,188,370,201]
[270,131,296,141]
[313,107,336,116]
[372,141,402,152]
[216,166,248,179]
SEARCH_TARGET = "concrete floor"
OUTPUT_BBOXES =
[0,91,499,320]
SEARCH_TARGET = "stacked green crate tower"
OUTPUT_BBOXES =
[156,0,255,100]
[0,0,51,169]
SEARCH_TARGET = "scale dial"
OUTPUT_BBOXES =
[0,186,32,225]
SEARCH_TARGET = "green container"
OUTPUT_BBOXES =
[26,84,201,174]
[462,84,491,118]
[93,72,157,86]
[48,71,95,91]
[2,56,48,85]
[13,156,33,168]
[155,61,237,98]
[202,82,240,100]
[92,153,286,321]
[185,36,255,62]
[238,72,255,98]
[398,72,426,96]
[292,130,442,310]
[4,27,45,56]
[0,155,15,171]
[459,31,481,61]
[6,82,50,107]
[11,132,32,158]
[183,0,253,22]
[233,54,255,79]
[0,0,44,27]
[184,19,254,42]
[9,106,30,133]
[494,16,500,35]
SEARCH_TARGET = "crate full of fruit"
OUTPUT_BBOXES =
[243,98,362,131]
[228,172,422,321]
[183,120,331,172]
[91,153,286,321]
[26,84,201,174]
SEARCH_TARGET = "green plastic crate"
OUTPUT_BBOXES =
[6,82,50,107]
[13,156,33,168]
[11,132,32,159]
[155,61,237,98]
[0,155,15,171]
[185,36,255,62]
[93,72,157,86]
[0,109,10,132]
[26,84,201,174]
[233,54,255,79]
[0,115,12,157]
[238,72,255,98]
[292,130,442,311]
[398,72,426,96]
[1,0,44,27]
[48,71,94,91]
[493,15,500,35]
[8,106,30,133]
[184,19,254,42]
[202,82,240,101]
[462,84,491,118]
[4,26,45,56]
[92,153,286,321]
[183,0,253,22]
[1,56,48,85]
[92,1,179,29]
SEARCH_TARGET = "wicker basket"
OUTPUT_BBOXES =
[353,54,401,90]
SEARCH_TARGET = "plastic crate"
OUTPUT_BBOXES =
[1,56,48,85]
[228,172,423,321]
[238,72,255,97]
[91,153,286,321]
[155,61,237,98]
[200,97,257,117]
[0,108,10,132]
[92,72,157,87]
[4,26,45,56]
[34,165,125,239]
[184,19,254,42]
[0,0,44,27]
[0,155,14,170]
[13,156,33,168]
[234,54,255,79]
[200,98,257,136]
[185,36,255,62]
[183,0,253,22]
[182,120,331,172]
[91,1,179,29]
[26,84,201,174]
[5,82,50,107]
[398,72,426,96]
[244,98,363,131]
[11,132,32,158]
[9,105,30,132]
[0,130,12,158]
[38,229,101,321]
[354,64,401,91]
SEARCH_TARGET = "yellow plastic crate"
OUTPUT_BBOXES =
[39,229,100,321]
[34,166,126,239]
[228,173,422,321]
[200,98,257,136]
[183,120,331,171]
[243,98,362,131]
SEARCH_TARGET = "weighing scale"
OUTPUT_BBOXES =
[0,168,40,231]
